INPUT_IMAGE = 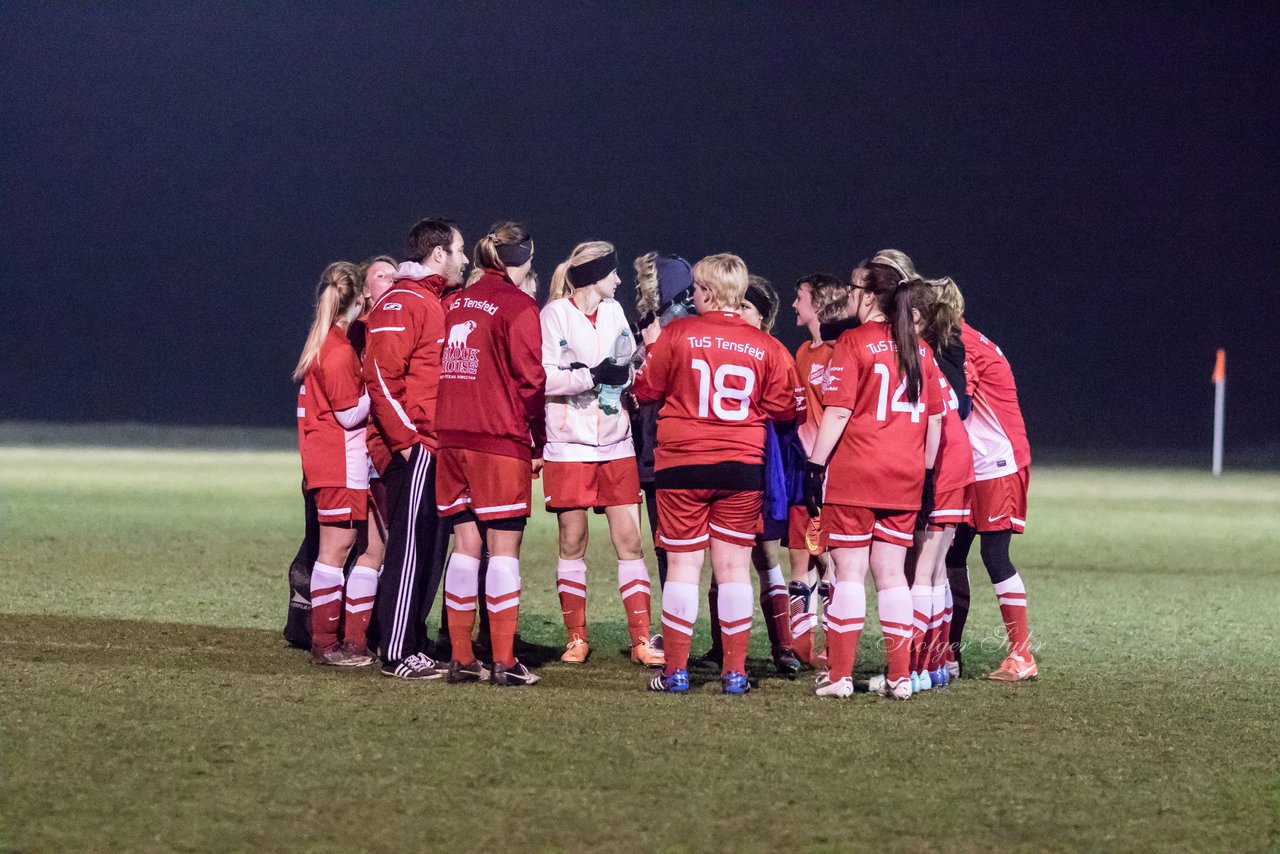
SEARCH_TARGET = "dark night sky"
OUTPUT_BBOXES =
[2,4,1277,452]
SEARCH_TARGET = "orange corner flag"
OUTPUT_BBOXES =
[1212,349,1226,384]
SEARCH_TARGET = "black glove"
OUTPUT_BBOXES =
[803,461,827,518]
[957,393,973,420]
[567,361,588,371]
[917,468,936,530]
[590,358,630,386]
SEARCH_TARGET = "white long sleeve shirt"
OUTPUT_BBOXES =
[540,297,636,462]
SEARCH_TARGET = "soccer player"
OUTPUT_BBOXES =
[364,218,467,679]
[293,262,381,667]
[906,278,975,691]
[633,253,797,694]
[540,241,663,667]
[940,278,1038,681]
[804,251,944,700]
[437,221,547,687]
[787,273,850,667]
[700,275,801,674]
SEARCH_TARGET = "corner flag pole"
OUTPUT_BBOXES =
[1211,349,1225,478]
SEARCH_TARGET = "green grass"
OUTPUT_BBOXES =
[2,445,1278,852]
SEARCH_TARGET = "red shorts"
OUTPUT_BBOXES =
[310,486,367,524]
[928,484,972,530]
[823,503,916,549]
[788,504,825,554]
[656,489,762,552]
[436,448,532,521]
[543,458,641,511]
[971,467,1029,534]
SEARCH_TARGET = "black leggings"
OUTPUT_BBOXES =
[945,525,1018,648]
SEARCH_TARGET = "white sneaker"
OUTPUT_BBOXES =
[876,675,912,700]
[867,674,886,694]
[815,675,854,698]
[814,668,831,687]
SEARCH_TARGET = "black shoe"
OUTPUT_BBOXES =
[692,646,723,672]
[380,653,444,680]
[446,659,490,684]
[490,660,540,687]
[772,645,802,676]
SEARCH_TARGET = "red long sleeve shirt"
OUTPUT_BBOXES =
[361,273,447,453]
[436,270,547,460]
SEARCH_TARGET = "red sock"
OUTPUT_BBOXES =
[556,557,587,642]
[342,565,379,650]
[717,582,753,674]
[789,581,816,665]
[309,562,344,654]
[617,559,652,645]
[910,584,931,674]
[486,556,521,668]
[878,586,913,682]
[660,581,698,676]
[444,553,481,664]
[825,580,865,680]
[993,574,1031,657]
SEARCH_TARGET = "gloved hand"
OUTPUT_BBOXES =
[590,358,630,386]
[804,461,827,518]
[567,362,588,371]
[917,468,936,530]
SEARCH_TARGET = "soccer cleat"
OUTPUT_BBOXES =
[814,668,831,687]
[915,670,932,692]
[379,652,444,680]
[876,676,913,700]
[929,667,950,688]
[630,637,665,668]
[815,675,854,698]
[490,660,541,687]
[338,642,375,665]
[560,634,590,664]
[721,670,751,695]
[866,674,886,694]
[649,668,689,693]
[946,653,961,681]
[445,659,490,684]
[312,646,372,667]
[987,652,1038,682]
[772,646,802,676]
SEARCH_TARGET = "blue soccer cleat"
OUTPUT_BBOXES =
[929,667,950,688]
[721,670,751,695]
[649,668,689,693]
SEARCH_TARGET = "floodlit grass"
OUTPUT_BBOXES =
[1,446,1278,851]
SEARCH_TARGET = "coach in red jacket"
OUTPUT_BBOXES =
[362,217,467,679]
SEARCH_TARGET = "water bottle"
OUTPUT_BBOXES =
[597,330,634,416]
[558,339,576,370]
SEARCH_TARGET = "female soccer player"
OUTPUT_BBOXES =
[540,241,663,667]
[293,261,383,667]
[787,273,850,667]
[633,254,797,694]
[804,250,944,700]
[940,278,1038,681]
[435,221,547,687]
[699,275,800,674]
[905,278,975,691]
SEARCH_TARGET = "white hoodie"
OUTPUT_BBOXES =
[540,297,636,462]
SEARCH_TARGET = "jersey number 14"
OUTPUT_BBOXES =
[873,364,924,423]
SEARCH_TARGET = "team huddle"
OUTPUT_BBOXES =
[292,216,1036,697]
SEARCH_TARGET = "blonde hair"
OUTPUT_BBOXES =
[550,241,615,301]
[293,261,362,382]
[465,267,484,288]
[692,253,748,310]
[634,252,660,315]
[474,220,532,272]
[920,276,966,349]
[519,269,539,300]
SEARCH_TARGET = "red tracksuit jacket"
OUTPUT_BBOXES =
[436,270,547,460]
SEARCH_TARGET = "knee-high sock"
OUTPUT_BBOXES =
[759,565,791,649]
[660,581,698,676]
[993,574,1030,658]
[878,585,913,683]
[485,556,521,668]
[444,553,481,664]
[788,580,816,664]
[310,562,345,653]
[343,564,379,649]
[910,583,933,673]
[556,557,588,641]
[717,582,753,674]
[617,558,652,645]
[928,583,948,671]
[824,580,866,681]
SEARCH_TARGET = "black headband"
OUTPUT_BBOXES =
[743,287,773,320]
[567,251,618,288]
[495,239,533,267]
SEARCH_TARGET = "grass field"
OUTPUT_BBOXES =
[2,444,1279,852]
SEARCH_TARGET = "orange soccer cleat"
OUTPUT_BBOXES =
[560,634,590,664]
[986,652,1038,682]
[630,637,665,668]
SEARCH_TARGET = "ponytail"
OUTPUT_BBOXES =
[549,260,574,301]
[474,220,532,272]
[865,250,925,405]
[293,261,361,382]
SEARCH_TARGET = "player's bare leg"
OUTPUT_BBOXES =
[555,509,591,663]
[311,524,371,666]
[650,548,703,692]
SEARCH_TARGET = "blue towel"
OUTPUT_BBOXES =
[763,422,790,523]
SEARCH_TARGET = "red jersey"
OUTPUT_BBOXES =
[362,272,447,454]
[632,311,796,471]
[960,322,1030,480]
[436,270,547,460]
[297,325,369,490]
[822,321,944,510]
[347,314,390,475]
[934,366,975,493]
[794,340,835,426]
